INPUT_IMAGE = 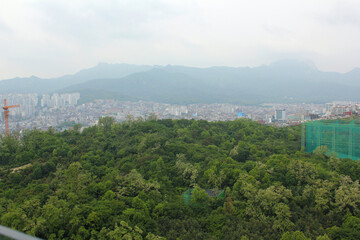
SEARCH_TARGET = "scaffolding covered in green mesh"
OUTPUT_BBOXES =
[183,189,193,205]
[182,188,225,204]
[302,119,360,160]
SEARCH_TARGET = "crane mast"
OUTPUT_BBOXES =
[2,99,20,137]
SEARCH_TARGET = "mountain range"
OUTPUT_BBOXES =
[1,60,360,104]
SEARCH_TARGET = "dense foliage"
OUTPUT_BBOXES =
[0,118,360,240]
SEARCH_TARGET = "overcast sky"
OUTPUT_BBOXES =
[0,0,360,79]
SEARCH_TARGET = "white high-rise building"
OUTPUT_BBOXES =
[275,109,287,121]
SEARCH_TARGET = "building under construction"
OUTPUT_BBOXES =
[302,119,360,160]
[2,99,20,137]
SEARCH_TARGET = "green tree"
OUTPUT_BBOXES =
[280,231,309,240]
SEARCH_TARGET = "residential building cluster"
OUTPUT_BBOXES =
[40,93,80,108]
[0,93,80,133]
[0,94,38,118]
[1,93,360,135]
[323,102,360,117]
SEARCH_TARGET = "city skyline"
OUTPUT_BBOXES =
[1,92,357,134]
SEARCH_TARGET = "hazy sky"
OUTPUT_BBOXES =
[1,0,360,79]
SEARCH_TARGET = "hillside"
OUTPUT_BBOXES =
[62,69,218,104]
[1,60,360,104]
[1,118,360,239]
[0,63,153,94]
[61,60,360,104]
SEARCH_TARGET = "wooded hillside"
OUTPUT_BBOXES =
[0,118,359,240]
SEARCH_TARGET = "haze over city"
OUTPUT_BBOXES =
[1,0,360,79]
[2,1,360,240]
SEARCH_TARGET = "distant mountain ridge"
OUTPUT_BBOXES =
[0,63,153,94]
[1,60,360,104]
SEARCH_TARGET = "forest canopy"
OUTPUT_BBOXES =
[0,117,360,240]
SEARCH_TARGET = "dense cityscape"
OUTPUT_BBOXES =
[1,92,359,134]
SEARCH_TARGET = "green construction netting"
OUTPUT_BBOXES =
[183,189,193,205]
[216,190,225,199]
[302,120,360,160]
[182,188,225,204]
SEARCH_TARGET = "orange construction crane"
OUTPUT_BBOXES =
[2,99,20,137]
